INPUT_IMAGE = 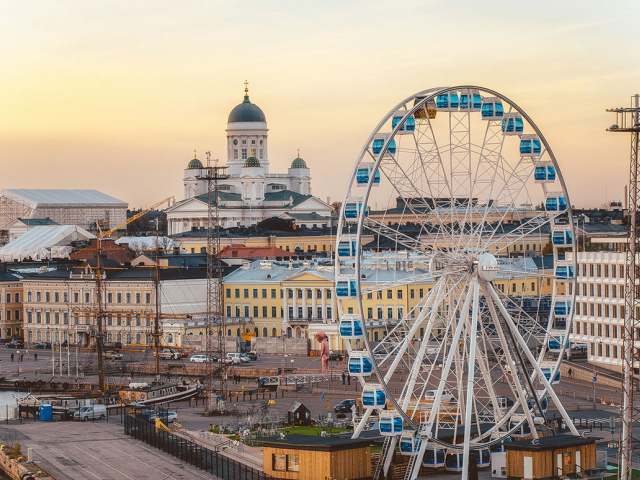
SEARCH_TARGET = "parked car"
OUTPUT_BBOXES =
[246,351,258,360]
[158,349,181,360]
[223,354,241,364]
[6,340,24,349]
[103,350,123,360]
[175,350,189,358]
[239,354,251,363]
[328,352,344,361]
[34,342,52,349]
[74,404,107,421]
[148,411,178,423]
[334,399,356,413]
[190,354,208,363]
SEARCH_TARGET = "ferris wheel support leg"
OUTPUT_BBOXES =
[351,408,373,439]
[482,283,539,439]
[462,281,481,480]
[486,284,579,436]
[382,436,397,477]
[423,284,474,436]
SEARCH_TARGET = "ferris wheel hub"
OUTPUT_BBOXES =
[476,252,498,281]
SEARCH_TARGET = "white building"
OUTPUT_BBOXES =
[0,189,127,232]
[571,250,626,372]
[166,85,332,232]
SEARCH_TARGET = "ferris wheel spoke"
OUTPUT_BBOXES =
[485,282,579,435]
[481,282,541,437]
[484,208,558,255]
[362,217,431,255]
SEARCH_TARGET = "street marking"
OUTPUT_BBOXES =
[72,444,136,480]
[47,446,102,480]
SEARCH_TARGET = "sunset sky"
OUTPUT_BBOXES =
[1,0,639,208]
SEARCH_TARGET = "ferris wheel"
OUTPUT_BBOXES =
[334,86,580,479]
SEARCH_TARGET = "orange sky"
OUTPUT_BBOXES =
[1,0,639,209]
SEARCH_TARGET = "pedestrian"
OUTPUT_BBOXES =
[10,353,13,362]
[16,350,20,361]
[20,353,23,362]
[34,353,38,361]
[341,371,346,385]
[568,367,573,378]
[347,374,351,386]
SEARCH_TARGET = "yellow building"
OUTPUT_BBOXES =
[0,268,23,340]
[217,258,541,352]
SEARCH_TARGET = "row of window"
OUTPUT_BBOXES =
[580,263,625,279]
[578,282,625,299]
[573,318,624,338]
[3,292,20,303]
[575,302,626,320]
[25,290,152,304]
[0,309,21,321]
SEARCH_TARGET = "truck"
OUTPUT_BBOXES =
[158,348,180,360]
[73,404,107,421]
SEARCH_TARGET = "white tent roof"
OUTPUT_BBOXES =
[0,189,126,208]
[0,225,95,261]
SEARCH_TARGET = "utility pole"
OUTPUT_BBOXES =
[153,230,162,375]
[608,94,640,480]
[94,233,106,393]
[197,152,229,413]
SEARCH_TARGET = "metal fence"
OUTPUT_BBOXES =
[124,415,274,480]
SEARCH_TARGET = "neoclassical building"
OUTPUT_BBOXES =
[166,85,332,233]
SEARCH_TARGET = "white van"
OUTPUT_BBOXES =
[74,404,107,421]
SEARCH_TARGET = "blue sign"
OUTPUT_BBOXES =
[593,376,598,382]
[322,391,325,401]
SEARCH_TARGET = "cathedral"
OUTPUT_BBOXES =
[166,85,332,234]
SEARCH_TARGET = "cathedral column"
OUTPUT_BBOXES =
[292,288,297,320]
[282,288,289,323]
[311,289,317,321]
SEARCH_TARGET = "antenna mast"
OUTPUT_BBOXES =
[608,94,640,480]
[197,152,229,413]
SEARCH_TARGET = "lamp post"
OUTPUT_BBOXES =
[592,337,602,409]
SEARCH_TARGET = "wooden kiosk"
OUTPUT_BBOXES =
[261,434,372,480]
[505,435,596,479]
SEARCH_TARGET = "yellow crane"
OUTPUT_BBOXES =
[102,196,174,238]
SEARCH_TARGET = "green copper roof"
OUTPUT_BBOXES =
[188,158,203,169]
[291,157,307,168]
[244,155,261,168]
[228,95,266,123]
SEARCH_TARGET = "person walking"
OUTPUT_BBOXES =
[341,371,346,385]
[34,353,38,361]
[19,353,23,362]
[10,353,14,362]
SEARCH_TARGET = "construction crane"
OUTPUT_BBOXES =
[102,196,174,238]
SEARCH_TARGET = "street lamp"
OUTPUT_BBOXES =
[592,337,602,410]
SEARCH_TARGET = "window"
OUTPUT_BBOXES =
[244,289,249,299]
[85,292,90,303]
[368,307,373,319]
[297,290,303,299]
[262,289,267,299]
[253,289,258,299]
[297,307,303,318]
[419,288,424,298]
[146,293,151,303]
[398,307,404,318]
[272,306,277,317]
[327,307,332,319]
[63,313,68,324]
[387,290,392,299]
[397,289,403,299]
[326,290,332,299]
[54,292,59,302]
[317,289,323,299]
[262,306,267,317]
[54,312,59,324]
[410,289,415,299]
[244,306,249,317]
[226,289,231,298]
[387,307,393,319]
[271,289,277,299]
[27,291,32,302]
[241,148,247,159]
[307,290,312,299]
[126,293,131,303]
[226,306,231,317]
[136,293,141,303]
[253,306,258,317]
[117,293,122,303]
[235,289,240,298]
[36,291,41,302]
[36,312,41,324]
[27,312,32,324]
[317,307,323,319]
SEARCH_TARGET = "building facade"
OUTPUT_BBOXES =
[166,86,332,231]
[0,268,23,341]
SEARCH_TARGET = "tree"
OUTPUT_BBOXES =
[331,201,342,214]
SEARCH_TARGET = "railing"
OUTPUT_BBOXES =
[124,414,273,480]
[261,372,340,386]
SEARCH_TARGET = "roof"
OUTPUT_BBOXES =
[14,218,58,227]
[228,94,266,123]
[281,212,329,222]
[0,226,95,262]
[288,401,309,413]
[217,245,292,259]
[1,189,127,207]
[259,434,371,451]
[188,157,203,169]
[506,435,595,451]
[264,190,312,206]
[244,155,261,168]
[291,157,307,169]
